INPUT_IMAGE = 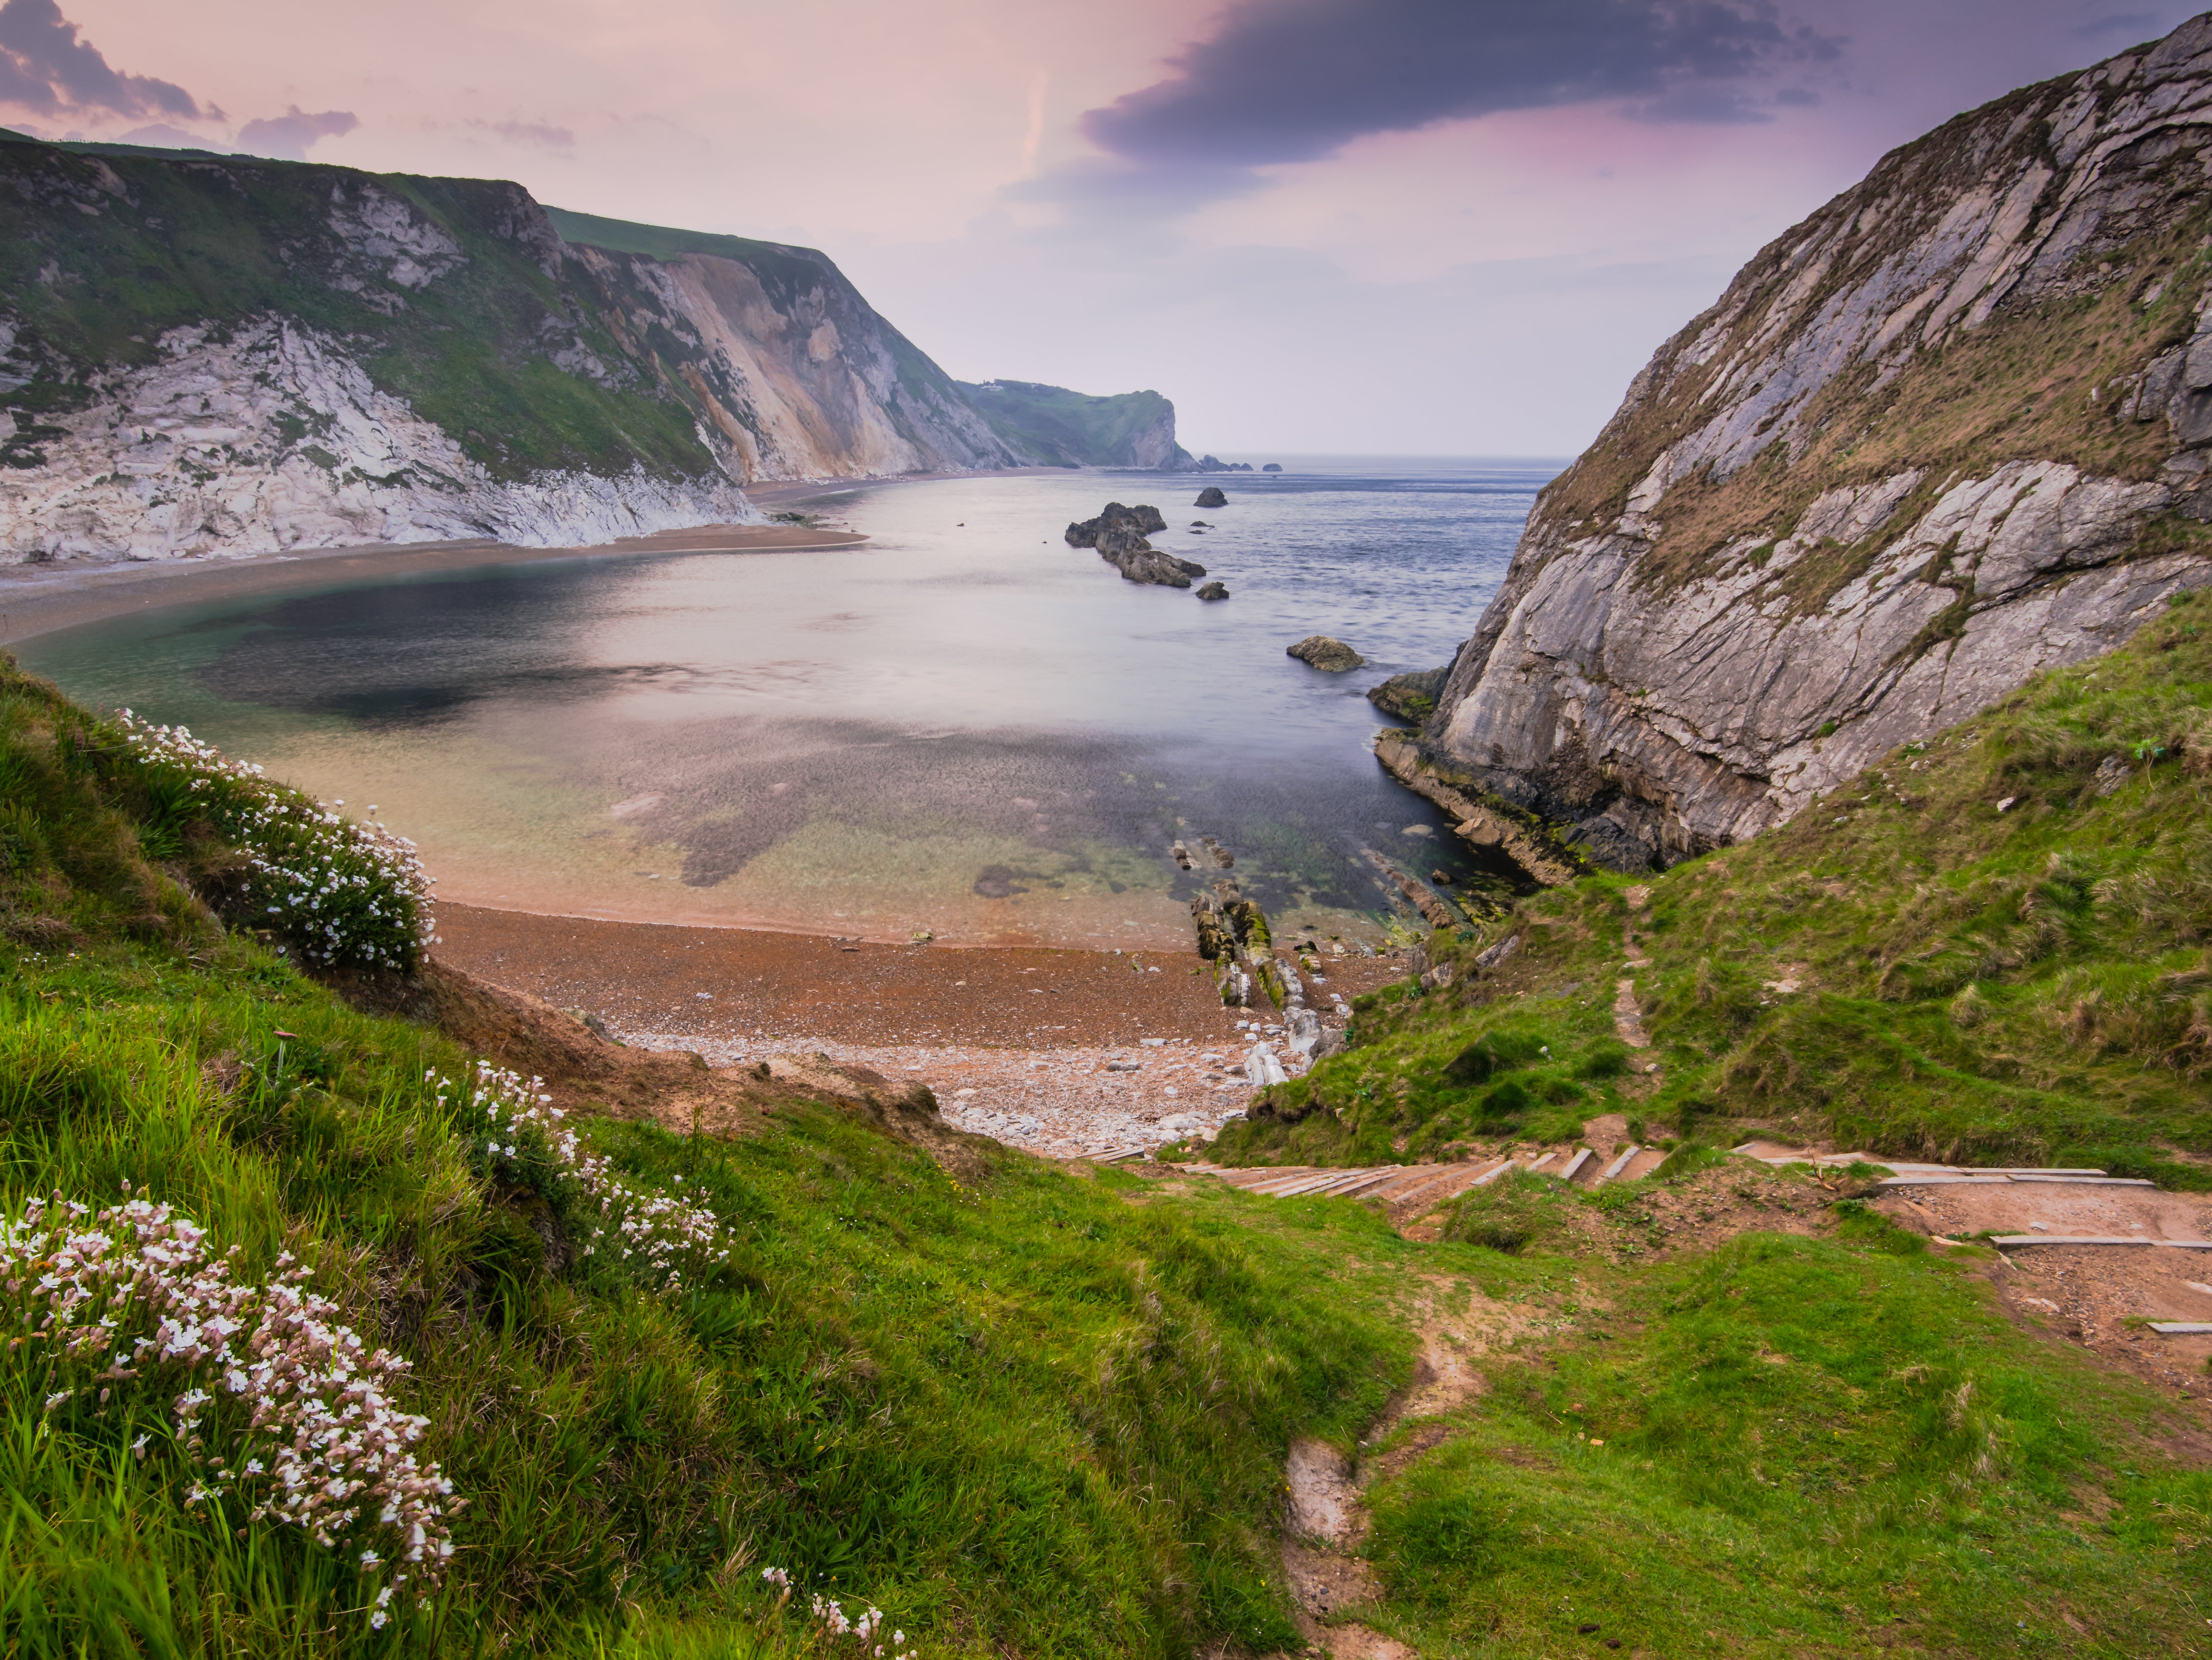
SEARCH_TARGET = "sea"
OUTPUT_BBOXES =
[15,456,1564,949]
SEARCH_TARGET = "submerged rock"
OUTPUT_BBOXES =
[1196,580,1229,601]
[1287,635,1365,672]
[1195,486,1228,508]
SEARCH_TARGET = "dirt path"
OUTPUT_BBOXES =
[1276,1284,1535,1657]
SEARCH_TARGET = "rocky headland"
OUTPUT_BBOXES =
[1394,15,2212,875]
[0,138,1229,564]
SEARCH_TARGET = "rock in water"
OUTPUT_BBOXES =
[1196,581,1229,601]
[1262,462,1282,472]
[1287,635,1366,672]
[1195,486,1228,508]
[1366,666,1450,724]
[1065,502,1204,586]
[1418,14,2212,877]
[1064,501,1166,548]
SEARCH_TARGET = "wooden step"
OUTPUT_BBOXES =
[1990,1235,2212,1249]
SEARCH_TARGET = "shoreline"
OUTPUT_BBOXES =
[0,464,1099,646]
[432,900,1408,1159]
[0,522,868,647]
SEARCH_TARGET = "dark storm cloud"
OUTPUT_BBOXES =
[0,0,202,119]
[1081,0,1843,169]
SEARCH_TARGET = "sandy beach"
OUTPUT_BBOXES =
[5,472,1422,1162]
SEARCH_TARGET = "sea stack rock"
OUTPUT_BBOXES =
[1195,486,1228,508]
[1262,463,1283,472]
[1197,581,1229,601]
[1288,635,1365,672]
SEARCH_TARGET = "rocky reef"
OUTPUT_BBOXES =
[1407,15,2212,875]
[1195,486,1228,508]
[1064,501,1207,588]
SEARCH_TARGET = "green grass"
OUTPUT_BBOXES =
[4,634,2208,1656]
[1221,589,2212,1179]
[0,650,1430,1656]
[1356,1222,2211,1656]
[0,140,730,483]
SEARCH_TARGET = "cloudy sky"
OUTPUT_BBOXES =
[3,0,2202,455]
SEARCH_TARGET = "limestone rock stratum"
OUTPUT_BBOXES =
[1412,13,2212,874]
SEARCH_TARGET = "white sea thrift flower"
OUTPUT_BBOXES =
[439,1063,732,1293]
[113,713,434,971]
[1,1187,458,1621]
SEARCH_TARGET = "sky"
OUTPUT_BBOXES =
[0,0,2202,456]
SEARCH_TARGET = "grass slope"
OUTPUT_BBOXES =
[0,135,717,481]
[1357,1212,2211,1657]
[4,646,2207,1658]
[0,651,1415,1656]
[954,380,1178,468]
[1218,589,2212,1180]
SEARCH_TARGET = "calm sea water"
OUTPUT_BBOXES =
[18,456,1561,947]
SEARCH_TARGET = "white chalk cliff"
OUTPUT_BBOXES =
[0,147,1027,564]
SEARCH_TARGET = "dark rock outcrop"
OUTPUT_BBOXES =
[1288,635,1365,672]
[1065,501,1203,586]
[1366,667,1449,724]
[1418,14,2212,876]
[1064,502,1168,547]
[1197,581,1229,601]
[1195,486,1228,508]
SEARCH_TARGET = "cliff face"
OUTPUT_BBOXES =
[955,379,1187,468]
[1416,14,2212,873]
[0,139,1022,562]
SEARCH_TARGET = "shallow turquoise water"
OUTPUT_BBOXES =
[19,457,1559,946]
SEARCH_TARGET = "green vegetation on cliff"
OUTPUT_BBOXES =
[955,379,1182,469]
[0,133,714,481]
[1219,590,2212,1179]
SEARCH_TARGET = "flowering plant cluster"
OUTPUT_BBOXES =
[761,1566,915,1660]
[3,1186,458,1628]
[114,710,434,972]
[441,1062,732,1293]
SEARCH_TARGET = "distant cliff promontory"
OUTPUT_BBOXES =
[1400,13,2212,874]
[0,134,1211,563]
